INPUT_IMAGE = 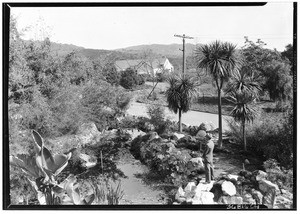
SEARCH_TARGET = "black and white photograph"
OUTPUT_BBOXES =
[2,1,296,210]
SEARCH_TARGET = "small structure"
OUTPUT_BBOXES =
[115,57,174,75]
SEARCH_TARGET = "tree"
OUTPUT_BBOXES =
[281,44,294,75]
[241,37,293,102]
[165,74,196,132]
[226,68,261,99]
[227,91,257,151]
[195,40,241,148]
[226,69,261,151]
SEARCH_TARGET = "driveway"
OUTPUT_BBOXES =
[126,101,233,131]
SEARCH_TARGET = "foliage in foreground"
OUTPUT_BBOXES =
[10,130,95,205]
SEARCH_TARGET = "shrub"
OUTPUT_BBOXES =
[147,104,168,134]
[119,68,145,89]
[226,110,293,169]
[130,133,193,186]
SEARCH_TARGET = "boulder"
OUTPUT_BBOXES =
[219,196,243,204]
[175,186,185,203]
[173,133,185,140]
[254,170,268,181]
[227,174,239,182]
[77,122,99,136]
[221,181,236,196]
[192,192,215,204]
[184,182,196,193]
[187,157,204,172]
[126,129,146,139]
[259,179,279,193]
[195,180,215,192]
[259,179,278,208]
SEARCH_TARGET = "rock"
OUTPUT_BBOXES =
[227,174,239,182]
[173,133,185,140]
[175,186,185,203]
[251,189,263,204]
[126,129,146,139]
[259,179,279,193]
[184,182,196,193]
[192,192,215,204]
[219,196,243,204]
[243,193,256,204]
[172,202,180,205]
[221,181,236,196]
[77,122,99,136]
[259,179,278,208]
[195,180,214,192]
[187,157,204,172]
[254,170,268,181]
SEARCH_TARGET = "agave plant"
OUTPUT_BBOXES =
[10,130,95,205]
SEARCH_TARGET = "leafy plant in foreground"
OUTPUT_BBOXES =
[10,130,94,205]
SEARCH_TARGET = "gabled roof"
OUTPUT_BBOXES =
[115,58,169,72]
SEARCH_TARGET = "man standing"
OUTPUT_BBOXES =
[202,133,214,183]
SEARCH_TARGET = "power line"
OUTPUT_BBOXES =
[174,34,194,74]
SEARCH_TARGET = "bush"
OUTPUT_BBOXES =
[119,68,145,89]
[226,110,293,169]
[130,133,193,186]
[147,104,171,134]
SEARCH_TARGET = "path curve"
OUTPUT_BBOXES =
[127,101,233,131]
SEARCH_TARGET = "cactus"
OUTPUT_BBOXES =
[10,130,95,205]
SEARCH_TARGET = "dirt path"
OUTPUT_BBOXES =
[116,150,166,204]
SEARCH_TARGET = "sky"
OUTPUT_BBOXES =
[11,2,294,51]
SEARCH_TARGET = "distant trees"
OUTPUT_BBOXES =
[165,74,196,132]
[195,41,241,148]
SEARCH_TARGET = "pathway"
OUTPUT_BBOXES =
[127,101,233,131]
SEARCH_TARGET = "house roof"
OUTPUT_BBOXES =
[115,58,169,72]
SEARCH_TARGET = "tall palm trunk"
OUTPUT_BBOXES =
[217,89,223,148]
[242,119,247,151]
[179,109,182,132]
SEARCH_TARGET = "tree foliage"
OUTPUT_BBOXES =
[195,40,241,148]
[165,74,196,132]
[241,37,293,102]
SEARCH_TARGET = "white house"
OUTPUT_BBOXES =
[115,57,174,75]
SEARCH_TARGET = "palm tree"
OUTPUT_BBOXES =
[225,68,261,98]
[227,90,257,151]
[195,40,241,148]
[165,74,196,132]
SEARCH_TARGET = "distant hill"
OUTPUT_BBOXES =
[47,41,198,71]
[116,43,198,58]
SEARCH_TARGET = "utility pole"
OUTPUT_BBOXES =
[174,34,194,75]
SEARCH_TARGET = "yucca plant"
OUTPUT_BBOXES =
[10,130,95,205]
[195,41,241,148]
[165,74,197,132]
[227,91,258,151]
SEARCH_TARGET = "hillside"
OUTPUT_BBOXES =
[116,43,198,58]
[47,41,198,71]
